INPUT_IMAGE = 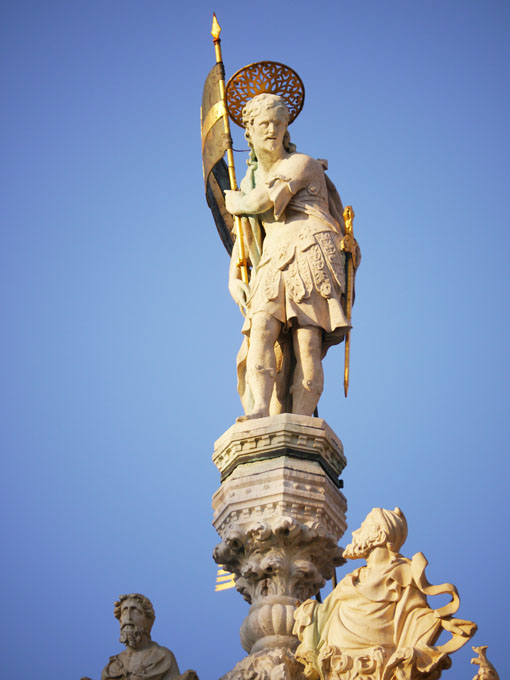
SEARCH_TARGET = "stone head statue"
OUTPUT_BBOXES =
[343,506,408,560]
[114,593,155,649]
[242,93,295,156]
[81,593,199,680]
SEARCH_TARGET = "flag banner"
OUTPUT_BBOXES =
[201,63,234,255]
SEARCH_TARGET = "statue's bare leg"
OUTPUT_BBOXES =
[239,311,282,421]
[291,325,324,416]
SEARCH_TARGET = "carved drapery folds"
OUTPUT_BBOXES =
[293,507,477,680]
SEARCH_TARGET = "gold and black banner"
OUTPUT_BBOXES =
[201,63,234,254]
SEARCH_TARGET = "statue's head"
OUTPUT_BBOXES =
[242,93,295,156]
[343,507,408,560]
[114,593,155,649]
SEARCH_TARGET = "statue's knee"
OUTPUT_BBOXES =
[291,376,323,397]
[252,312,279,336]
[298,358,324,392]
[304,377,323,395]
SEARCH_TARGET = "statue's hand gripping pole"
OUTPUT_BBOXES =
[341,206,358,397]
[211,15,249,286]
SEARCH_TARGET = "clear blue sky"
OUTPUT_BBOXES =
[1,1,508,678]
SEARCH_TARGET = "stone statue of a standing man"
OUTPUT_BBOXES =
[225,93,359,420]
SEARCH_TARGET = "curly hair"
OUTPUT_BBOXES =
[242,93,290,128]
[114,593,155,627]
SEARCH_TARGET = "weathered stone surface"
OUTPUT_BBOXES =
[213,413,346,484]
[214,513,345,652]
[213,455,347,539]
[81,594,198,680]
[219,647,307,680]
[213,416,347,677]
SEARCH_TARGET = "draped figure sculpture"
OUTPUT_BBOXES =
[293,508,477,680]
[225,93,359,420]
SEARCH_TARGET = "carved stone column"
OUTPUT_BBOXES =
[212,414,347,679]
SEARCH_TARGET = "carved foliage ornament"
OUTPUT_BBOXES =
[214,516,345,657]
[214,516,344,604]
[226,62,305,128]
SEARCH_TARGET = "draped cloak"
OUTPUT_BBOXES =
[293,553,477,680]
[101,642,181,680]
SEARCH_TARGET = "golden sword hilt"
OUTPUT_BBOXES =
[341,206,358,269]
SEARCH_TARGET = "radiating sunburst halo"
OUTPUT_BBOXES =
[226,61,305,128]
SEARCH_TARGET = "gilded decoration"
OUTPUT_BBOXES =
[226,61,305,128]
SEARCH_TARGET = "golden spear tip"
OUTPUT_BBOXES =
[211,13,221,40]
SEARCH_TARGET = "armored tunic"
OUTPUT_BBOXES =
[236,152,352,413]
[242,152,349,342]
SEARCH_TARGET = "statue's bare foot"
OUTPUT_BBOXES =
[237,409,268,422]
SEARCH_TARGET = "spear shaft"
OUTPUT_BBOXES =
[211,15,249,285]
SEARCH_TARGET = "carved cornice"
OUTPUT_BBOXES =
[213,414,346,485]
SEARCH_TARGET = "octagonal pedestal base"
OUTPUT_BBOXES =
[212,415,348,678]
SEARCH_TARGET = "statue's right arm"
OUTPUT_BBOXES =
[228,239,250,308]
[225,186,272,216]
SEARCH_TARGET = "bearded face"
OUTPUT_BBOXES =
[247,109,287,157]
[343,519,383,560]
[119,623,151,649]
[117,597,152,649]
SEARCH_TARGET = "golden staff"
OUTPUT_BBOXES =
[341,206,358,397]
[211,14,249,285]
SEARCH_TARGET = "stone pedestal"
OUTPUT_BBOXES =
[212,414,347,679]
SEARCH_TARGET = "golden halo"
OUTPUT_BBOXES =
[226,61,305,128]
